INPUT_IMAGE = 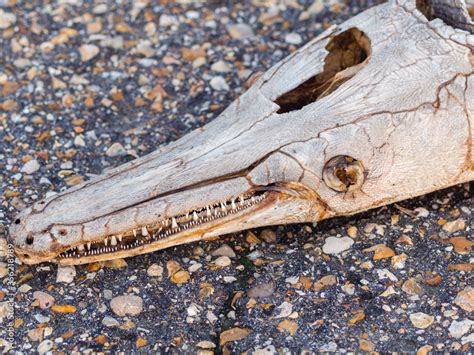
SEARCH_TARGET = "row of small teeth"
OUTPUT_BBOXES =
[59,193,267,258]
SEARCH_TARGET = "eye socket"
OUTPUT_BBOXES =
[15,219,21,224]
[59,229,67,236]
[26,236,34,245]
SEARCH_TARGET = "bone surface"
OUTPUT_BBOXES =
[9,0,474,265]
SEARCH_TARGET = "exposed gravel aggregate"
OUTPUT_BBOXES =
[0,0,473,353]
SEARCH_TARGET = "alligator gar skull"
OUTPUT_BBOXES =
[9,0,474,265]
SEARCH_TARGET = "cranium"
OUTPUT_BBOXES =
[9,0,474,265]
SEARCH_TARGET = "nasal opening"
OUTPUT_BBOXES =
[274,27,371,114]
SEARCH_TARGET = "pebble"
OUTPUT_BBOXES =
[275,302,293,318]
[102,315,120,327]
[211,244,236,258]
[227,24,254,40]
[33,291,55,309]
[448,319,474,338]
[188,263,202,273]
[322,236,354,255]
[34,314,50,323]
[159,14,178,27]
[260,229,277,243]
[37,340,53,354]
[147,264,164,278]
[56,265,76,284]
[79,44,100,62]
[210,76,230,91]
[442,218,466,234]
[110,295,143,317]
[21,160,40,174]
[213,256,231,267]
[0,10,16,29]
[247,283,274,298]
[0,238,7,258]
[211,60,231,73]
[402,278,423,296]
[285,32,303,45]
[409,312,434,329]
[106,142,127,157]
[454,287,473,312]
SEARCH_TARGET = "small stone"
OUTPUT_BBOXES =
[359,339,375,352]
[219,327,250,346]
[248,283,274,298]
[211,60,231,73]
[196,340,216,349]
[147,264,163,278]
[211,244,236,258]
[448,319,474,338]
[34,314,50,323]
[213,256,231,267]
[188,263,202,273]
[442,218,466,234]
[314,275,337,292]
[79,44,100,62]
[159,14,178,27]
[102,315,120,327]
[454,287,474,312]
[417,345,433,355]
[277,319,298,336]
[391,253,408,269]
[402,278,423,296]
[364,244,395,260]
[285,32,302,45]
[37,340,53,354]
[210,76,230,91]
[409,312,434,329]
[0,238,7,258]
[322,236,354,255]
[0,10,16,29]
[106,142,127,157]
[51,304,77,313]
[260,229,277,243]
[347,226,358,238]
[33,291,55,309]
[110,295,143,317]
[449,237,473,255]
[21,160,40,174]
[28,328,45,342]
[56,265,76,284]
[227,24,254,40]
[171,270,190,284]
[275,302,293,319]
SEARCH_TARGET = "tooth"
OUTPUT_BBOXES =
[221,202,227,212]
[142,226,149,236]
[78,244,84,251]
[251,196,256,203]
[133,229,137,237]
[193,211,198,221]
[231,199,236,209]
[104,237,108,246]
[87,242,91,250]
[165,219,169,227]
[117,235,123,242]
[185,212,189,220]
[206,206,211,217]
[239,196,244,205]
[111,236,117,246]
[172,217,178,229]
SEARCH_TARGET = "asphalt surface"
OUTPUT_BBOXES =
[0,0,473,353]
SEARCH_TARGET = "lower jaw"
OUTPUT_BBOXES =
[51,183,327,265]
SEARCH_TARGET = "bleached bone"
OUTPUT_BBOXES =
[9,0,473,265]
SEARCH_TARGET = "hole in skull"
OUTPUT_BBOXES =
[26,236,34,245]
[274,28,371,113]
[416,0,474,32]
[15,219,21,224]
[59,229,67,236]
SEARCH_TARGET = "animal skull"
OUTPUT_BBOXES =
[9,0,474,265]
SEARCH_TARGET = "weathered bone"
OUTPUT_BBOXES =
[9,0,474,265]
